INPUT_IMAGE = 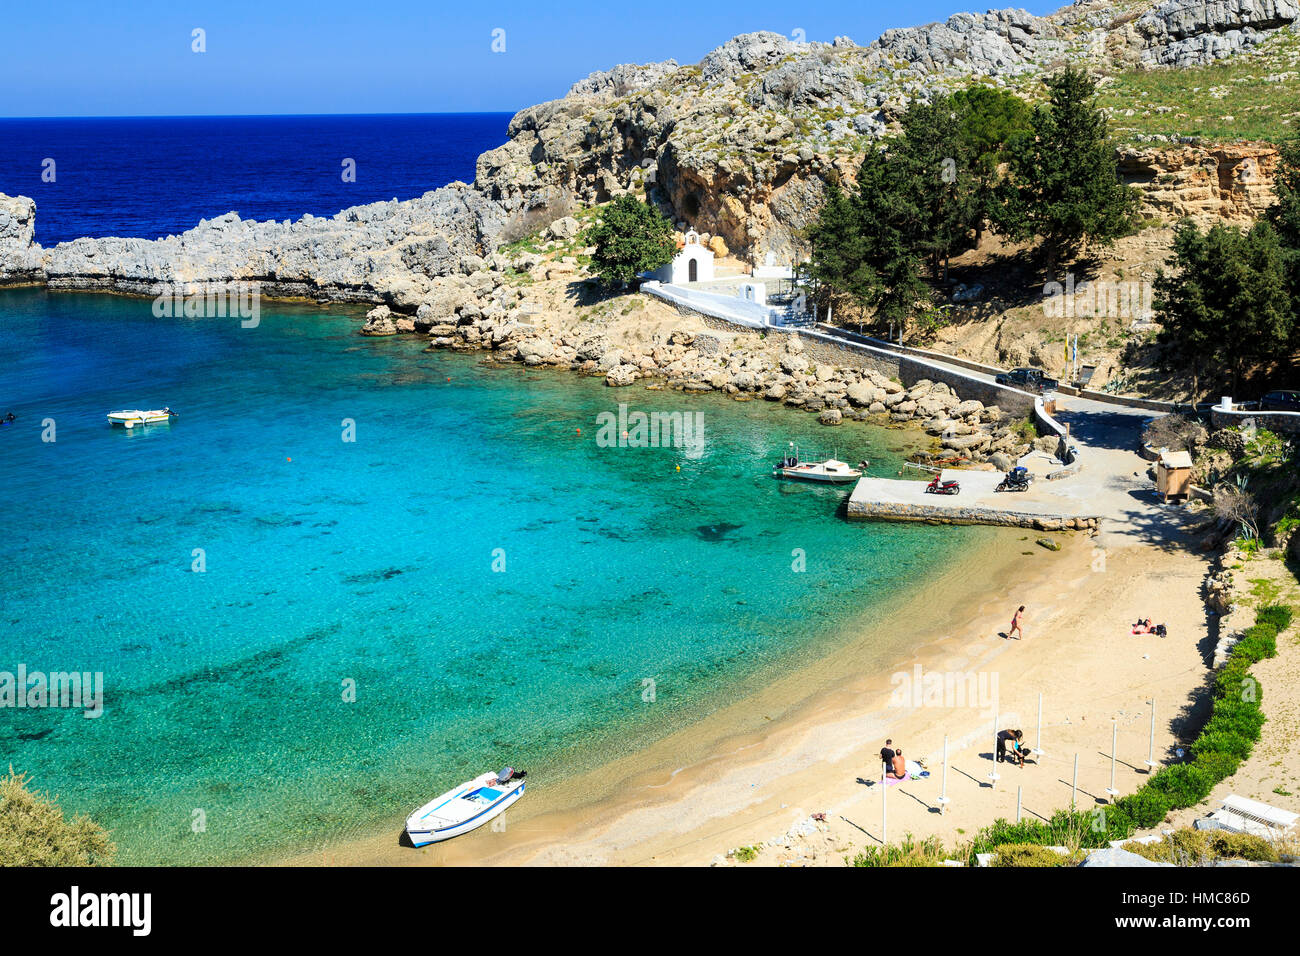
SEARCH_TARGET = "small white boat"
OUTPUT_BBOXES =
[405,768,526,847]
[107,408,175,428]
[774,444,863,484]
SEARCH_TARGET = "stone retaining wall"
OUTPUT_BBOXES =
[846,498,1100,531]
[1209,406,1300,436]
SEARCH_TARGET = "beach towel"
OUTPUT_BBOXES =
[905,760,929,778]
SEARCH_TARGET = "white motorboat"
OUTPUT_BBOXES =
[405,768,526,847]
[773,444,863,484]
[107,408,175,428]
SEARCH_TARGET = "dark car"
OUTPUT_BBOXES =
[1260,390,1300,412]
[995,367,1059,393]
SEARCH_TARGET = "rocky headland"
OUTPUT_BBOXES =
[2,0,1298,426]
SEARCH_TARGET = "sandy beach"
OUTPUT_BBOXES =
[278,498,1215,866]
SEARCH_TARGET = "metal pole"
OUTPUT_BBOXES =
[1035,692,1044,758]
[1071,753,1078,810]
[1146,699,1157,772]
[882,762,888,845]
[938,734,950,814]
[1016,786,1023,823]
[988,712,1001,789]
[1106,722,1119,803]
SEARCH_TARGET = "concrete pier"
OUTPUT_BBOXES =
[846,470,1101,531]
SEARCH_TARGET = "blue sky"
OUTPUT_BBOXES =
[1,0,1063,117]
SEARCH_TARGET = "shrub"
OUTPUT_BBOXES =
[0,769,115,866]
[849,834,949,867]
[1146,764,1214,809]
[1191,729,1253,761]
[990,843,1078,867]
[1127,828,1279,865]
[1255,604,1293,634]
[1200,706,1266,742]
[1118,789,1172,828]
[1190,750,1241,783]
[1233,623,1278,662]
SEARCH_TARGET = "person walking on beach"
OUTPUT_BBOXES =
[1008,605,1025,640]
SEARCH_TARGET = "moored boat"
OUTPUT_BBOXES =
[405,767,526,847]
[773,444,863,484]
[107,408,175,428]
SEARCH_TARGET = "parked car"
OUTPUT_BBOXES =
[995,367,1059,393]
[1260,389,1300,412]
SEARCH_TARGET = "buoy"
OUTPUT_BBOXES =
[676,465,681,472]
[287,457,292,462]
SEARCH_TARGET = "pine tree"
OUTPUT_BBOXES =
[1154,220,1293,403]
[1003,67,1140,278]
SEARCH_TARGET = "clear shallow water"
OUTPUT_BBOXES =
[0,114,512,245]
[0,288,982,863]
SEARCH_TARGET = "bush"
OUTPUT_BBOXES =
[1233,623,1278,662]
[1118,789,1172,828]
[1127,828,1279,865]
[1191,729,1254,761]
[990,843,1078,867]
[587,195,675,287]
[1200,706,1266,742]
[849,834,949,867]
[1145,764,1214,809]
[1255,604,1293,634]
[0,770,115,866]
[1190,750,1241,783]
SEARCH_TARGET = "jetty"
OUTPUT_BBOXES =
[846,468,1100,531]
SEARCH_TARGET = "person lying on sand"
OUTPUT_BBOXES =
[1131,619,1167,636]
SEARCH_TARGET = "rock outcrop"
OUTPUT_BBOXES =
[1119,142,1282,226]
[2,2,1298,304]
[1137,0,1299,67]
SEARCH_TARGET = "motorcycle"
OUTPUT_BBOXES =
[995,466,1033,493]
[925,474,961,496]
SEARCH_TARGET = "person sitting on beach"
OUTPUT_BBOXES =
[888,748,908,779]
[1131,618,1153,634]
[880,739,895,771]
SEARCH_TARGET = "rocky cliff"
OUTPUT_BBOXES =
[1,0,1297,315]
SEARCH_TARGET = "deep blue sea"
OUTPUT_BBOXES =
[0,114,512,245]
[0,115,986,864]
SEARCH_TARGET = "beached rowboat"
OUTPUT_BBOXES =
[107,408,175,428]
[405,768,526,846]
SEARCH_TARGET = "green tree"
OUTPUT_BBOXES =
[1267,136,1300,351]
[588,195,675,288]
[1154,220,1293,403]
[897,96,979,282]
[951,86,1034,244]
[1002,67,1140,278]
[0,769,116,866]
[807,146,930,326]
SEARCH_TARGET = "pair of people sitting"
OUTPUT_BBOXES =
[1131,618,1168,637]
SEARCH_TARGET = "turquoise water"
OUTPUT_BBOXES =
[0,288,981,863]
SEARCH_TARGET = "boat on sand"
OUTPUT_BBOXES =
[405,768,526,846]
